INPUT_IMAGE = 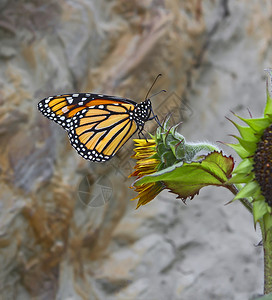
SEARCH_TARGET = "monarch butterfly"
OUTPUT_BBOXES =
[37,80,162,162]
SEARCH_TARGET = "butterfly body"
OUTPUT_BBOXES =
[38,93,154,162]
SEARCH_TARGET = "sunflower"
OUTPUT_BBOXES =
[227,81,272,226]
[129,71,272,295]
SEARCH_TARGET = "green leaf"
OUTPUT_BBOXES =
[134,151,234,200]
[253,199,268,224]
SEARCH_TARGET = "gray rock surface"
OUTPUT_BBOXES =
[0,0,267,299]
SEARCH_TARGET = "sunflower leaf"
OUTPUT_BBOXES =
[134,151,234,201]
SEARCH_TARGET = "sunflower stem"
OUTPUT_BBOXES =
[263,226,272,294]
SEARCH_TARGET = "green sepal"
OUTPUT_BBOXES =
[236,115,270,133]
[228,172,253,184]
[253,199,268,225]
[264,88,272,115]
[226,143,250,158]
[233,181,260,200]
[264,212,272,233]
[162,129,170,146]
[163,114,172,130]
[156,142,168,157]
[232,158,253,175]
[160,151,177,167]
[171,122,183,136]
[230,135,257,154]
[227,118,258,141]
[148,133,155,139]
[169,140,185,160]
[149,153,161,160]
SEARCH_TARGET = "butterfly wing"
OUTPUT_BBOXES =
[37,93,137,131]
[68,101,138,162]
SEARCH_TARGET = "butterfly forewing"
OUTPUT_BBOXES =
[37,93,137,131]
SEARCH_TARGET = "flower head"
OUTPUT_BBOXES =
[129,119,232,208]
[228,70,272,226]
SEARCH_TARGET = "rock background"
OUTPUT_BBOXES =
[0,0,269,299]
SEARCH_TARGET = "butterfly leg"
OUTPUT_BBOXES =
[138,126,148,142]
[149,110,162,128]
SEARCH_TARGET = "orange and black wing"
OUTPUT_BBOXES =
[68,101,138,162]
[37,93,137,131]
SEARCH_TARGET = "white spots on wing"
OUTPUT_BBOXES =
[78,102,83,105]
[98,105,104,109]
[98,94,103,97]
[73,94,79,97]
[62,106,69,113]
[67,97,73,104]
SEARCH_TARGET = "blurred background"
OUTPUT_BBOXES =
[0,0,270,299]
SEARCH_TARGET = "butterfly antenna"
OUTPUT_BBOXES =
[145,74,162,100]
[149,89,167,99]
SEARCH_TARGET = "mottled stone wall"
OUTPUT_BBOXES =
[0,0,270,299]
